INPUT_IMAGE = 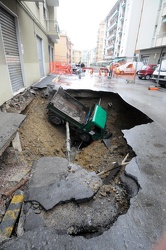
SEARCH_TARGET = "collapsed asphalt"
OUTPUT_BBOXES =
[1,75,166,249]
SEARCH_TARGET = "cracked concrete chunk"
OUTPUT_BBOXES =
[0,112,26,156]
[26,157,102,210]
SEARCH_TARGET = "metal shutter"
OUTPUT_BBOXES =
[0,6,24,93]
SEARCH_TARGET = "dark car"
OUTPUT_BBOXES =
[138,64,157,80]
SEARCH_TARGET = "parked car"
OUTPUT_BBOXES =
[138,64,157,80]
[116,62,144,75]
[72,64,79,74]
[151,60,166,87]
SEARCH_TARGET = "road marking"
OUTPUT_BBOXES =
[0,190,24,238]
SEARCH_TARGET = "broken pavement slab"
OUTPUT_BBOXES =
[25,157,102,210]
[22,157,129,235]
[0,112,26,156]
[32,74,59,89]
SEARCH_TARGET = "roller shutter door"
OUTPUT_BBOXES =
[0,6,24,93]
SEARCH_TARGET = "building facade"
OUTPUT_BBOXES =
[72,49,82,65]
[103,0,166,64]
[96,21,106,62]
[104,0,144,60]
[81,49,96,67]
[54,32,73,64]
[0,0,59,106]
[136,0,166,64]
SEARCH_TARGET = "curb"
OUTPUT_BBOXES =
[0,190,24,238]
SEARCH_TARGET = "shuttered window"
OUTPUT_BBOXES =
[0,6,24,93]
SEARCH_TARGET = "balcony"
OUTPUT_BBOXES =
[20,0,59,7]
[107,44,114,50]
[108,21,117,32]
[106,49,114,56]
[107,33,116,41]
[110,9,119,19]
[120,14,124,21]
[46,20,60,42]
[118,27,122,34]
[122,1,126,8]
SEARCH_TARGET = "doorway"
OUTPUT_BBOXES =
[36,35,45,78]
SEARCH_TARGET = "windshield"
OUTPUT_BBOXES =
[85,104,95,123]
[141,65,147,70]
[156,65,166,72]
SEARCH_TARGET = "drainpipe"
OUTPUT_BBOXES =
[133,0,144,82]
[66,122,71,166]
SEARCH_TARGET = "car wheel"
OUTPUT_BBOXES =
[138,76,142,79]
[48,112,62,125]
[159,83,166,88]
[79,133,91,142]
[145,75,150,80]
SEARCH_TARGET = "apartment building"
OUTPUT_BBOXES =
[0,0,59,106]
[104,0,145,60]
[96,21,106,62]
[54,32,73,64]
[81,49,96,67]
[103,0,166,64]
[136,0,166,64]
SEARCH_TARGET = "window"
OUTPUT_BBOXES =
[162,16,166,23]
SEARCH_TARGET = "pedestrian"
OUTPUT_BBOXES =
[109,63,114,77]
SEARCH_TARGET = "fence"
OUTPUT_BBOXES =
[50,62,72,75]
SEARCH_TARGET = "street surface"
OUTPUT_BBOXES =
[1,74,166,250]
[56,73,166,130]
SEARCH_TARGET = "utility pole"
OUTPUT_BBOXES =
[133,0,144,83]
[156,47,164,87]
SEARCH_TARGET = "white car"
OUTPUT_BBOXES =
[116,62,144,75]
[152,60,166,87]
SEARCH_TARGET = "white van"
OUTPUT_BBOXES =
[152,60,166,87]
[116,62,144,75]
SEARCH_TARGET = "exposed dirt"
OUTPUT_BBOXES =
[0,88,152,235]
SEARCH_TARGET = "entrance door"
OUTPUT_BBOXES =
[0,6,24,93]
[36,35,45,78]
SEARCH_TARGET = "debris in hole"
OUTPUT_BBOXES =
[102,137,112,148]
[1,89,35,114]
[103,165,121,185]
[2,177,29,200]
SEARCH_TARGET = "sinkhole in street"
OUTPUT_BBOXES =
[52,89,151,238]
[20,89,152,238]
[0,88,153,239]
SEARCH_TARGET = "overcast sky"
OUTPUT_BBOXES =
[58,0,117,50]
